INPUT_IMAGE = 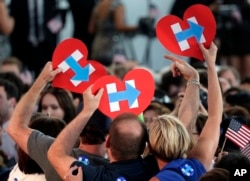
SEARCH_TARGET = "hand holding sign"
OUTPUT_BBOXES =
[92,69,155,119]
[52,38,107,93]
[156,4,216,61]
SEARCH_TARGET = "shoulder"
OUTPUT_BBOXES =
[156,158,206,181]
[149,177,160,181]
[186,158,206,175]
[28,130,54,146]
[71,161,107,180]
[72,149,109,166]
[156,170,185,181]
[27,130,54,156]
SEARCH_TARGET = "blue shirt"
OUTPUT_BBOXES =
[156,158,206,181]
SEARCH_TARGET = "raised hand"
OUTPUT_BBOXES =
[164,55,199,81]
[199,42,218,67]
[37,62,62,84]
[82,85,104,114]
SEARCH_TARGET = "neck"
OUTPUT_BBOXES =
[106,148,117,163]
[78,143,106,157]
[157,158,168,170]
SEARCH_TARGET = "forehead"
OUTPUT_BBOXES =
[0,86,7,94]
[0,64,20,74]
[41,93,59,104]
[0,86,8,99]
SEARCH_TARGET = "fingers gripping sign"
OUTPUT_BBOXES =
[82,85,104,114]
[37,61,63,83]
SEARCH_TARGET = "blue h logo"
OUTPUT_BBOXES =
[106,80,140,112]
[180,163,194,177]
[171,17,206,51]
[58,50,95,86]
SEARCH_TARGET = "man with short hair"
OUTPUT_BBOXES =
[0,57,23,76]
[0,79,19,166]
[107,113,148,162]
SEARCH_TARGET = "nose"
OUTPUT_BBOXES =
[42,107,53,116]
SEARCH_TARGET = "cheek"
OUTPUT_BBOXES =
[41,108,47,113]
[55,108,65,119]
[44,107,65,120]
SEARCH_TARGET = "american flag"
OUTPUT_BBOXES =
[225,118,250,149]
[241,142,250,160]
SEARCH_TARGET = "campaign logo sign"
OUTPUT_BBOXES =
[92,69,155,119]
[156,4,216,61]
[52,38,107,93]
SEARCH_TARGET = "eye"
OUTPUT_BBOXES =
[41,105,48,110]
[51,105,59,110]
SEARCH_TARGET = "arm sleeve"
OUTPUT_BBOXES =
[28,130,54,171]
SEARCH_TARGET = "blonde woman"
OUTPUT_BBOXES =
[149,43,223,181]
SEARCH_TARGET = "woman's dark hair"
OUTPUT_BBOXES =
[214,152,250,179]
[199,168,230,181]
[18,113,66,174]
[160,70,185,99]
[38,86,76,124]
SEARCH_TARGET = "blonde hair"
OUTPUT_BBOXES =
[148,114,192,161]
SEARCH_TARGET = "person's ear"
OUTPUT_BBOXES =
[9,97,17,107]
[106,135,110,148]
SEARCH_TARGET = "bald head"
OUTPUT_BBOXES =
[109,113,148,161]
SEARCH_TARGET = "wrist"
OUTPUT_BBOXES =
[186,79,200,88]
[81,108,96,117]
[187,72,199,81]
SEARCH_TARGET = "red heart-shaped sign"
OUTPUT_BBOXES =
[92,69,155,119]
[156,4,216,61]
[52,38,107,93]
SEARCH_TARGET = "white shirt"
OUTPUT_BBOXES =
[8,164,46,181]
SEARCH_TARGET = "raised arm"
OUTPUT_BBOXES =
[47,86,103,180]
[164,55,200,131]
[7,62,62,154]
[188,42,223,170]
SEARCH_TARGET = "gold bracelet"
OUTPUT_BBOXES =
[186,79,200,88]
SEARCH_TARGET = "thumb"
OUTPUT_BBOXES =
[96,88,104,100]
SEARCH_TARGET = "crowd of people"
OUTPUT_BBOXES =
[1,0,250,181]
